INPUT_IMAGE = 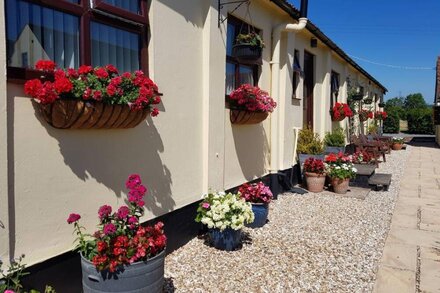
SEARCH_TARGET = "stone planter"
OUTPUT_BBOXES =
[246,203,269,228]
[230,109,269,125]
[209,228,242,251]
[36,99,149,129]
[392,143,403,150]
[305,172,326,193]
[81,249,165,293]
[330,177,350,194]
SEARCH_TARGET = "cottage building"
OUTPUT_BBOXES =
[0,0,386,288]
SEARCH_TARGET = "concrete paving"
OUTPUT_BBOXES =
[374,143,440,293]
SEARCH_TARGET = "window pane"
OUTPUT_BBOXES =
[66,0,80,3]
[91,21,140,72]
[239,65,254,86]
[103,0,140,14]
[226,23,235,56]
[6,0,79,68]
[226,62,236,95]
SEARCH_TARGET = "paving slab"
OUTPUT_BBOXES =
[420,246,440,262]
[420,258,440,292]
[373,265,415,293]
[381,242,417,271]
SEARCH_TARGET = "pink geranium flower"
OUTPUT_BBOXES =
[67,213,81,224]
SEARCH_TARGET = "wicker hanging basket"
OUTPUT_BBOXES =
[230,109,269,125]
[35,99,149,129]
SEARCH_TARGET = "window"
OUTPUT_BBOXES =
[292,50,301,98]
[330,71,340,107]
[225,15,259,95]
[6,0,148,79]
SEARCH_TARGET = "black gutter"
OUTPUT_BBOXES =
[269,0,388,93]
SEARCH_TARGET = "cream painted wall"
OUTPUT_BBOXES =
[0,0,386,265]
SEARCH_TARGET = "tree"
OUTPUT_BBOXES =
[385,97,405,108]
[404,93,427,109]
[385,97,406,120]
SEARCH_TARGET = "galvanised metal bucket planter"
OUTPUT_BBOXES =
[209,228,242,251]
[81,249,165,293]
[246,203,269,228]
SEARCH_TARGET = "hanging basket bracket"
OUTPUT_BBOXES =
[218,0,250,27]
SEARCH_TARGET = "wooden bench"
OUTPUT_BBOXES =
[368,173,392,191]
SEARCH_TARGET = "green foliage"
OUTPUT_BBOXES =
[404,93,427,110]
[0,254,28,292]
[297,128,324,155]
[235,32,265,48]
[383,107,400,133]
[386,97,405,108]
[406,108,434,134]
[324,127,346,147]
[368,123,378,134]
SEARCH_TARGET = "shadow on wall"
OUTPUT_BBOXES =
[232,123,269,181]
[155,0,209,28]
[33,105,175,217]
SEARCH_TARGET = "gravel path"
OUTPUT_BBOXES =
[164,147,410,292]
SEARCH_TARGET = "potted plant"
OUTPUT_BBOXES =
[391,137,405,150]
[375,111,388,121]
[331,102,353,121]
[358,109,374,122]
[297,127,325,172]
[232,32,264,62]
[67,174,166,293]
[195,191,254,251]
[363,98,373,104]
[227,84,277,124]
[324,127,346,154]
[325,153,357,194]
[238,182,273,228]
[352,150,375,164]
[303,157,327,193]
[24,60,161,129]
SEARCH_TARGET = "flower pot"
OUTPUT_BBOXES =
[305,172,326,193]
[81,249,165,293]
[232,44,262,62]
[230,109,269,125]
[35,99,149,129]
[331,115,346,122]
[392,143,403,150]
[246,203,269,228]
[298,154,325,175]
[209,228,242,251]
[331,178,350,194]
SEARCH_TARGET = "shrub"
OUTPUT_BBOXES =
[297,127,324,155]
[324,127,346,147]
[383,107,400,133]
[368,123,378,134]
[407,108,434,134]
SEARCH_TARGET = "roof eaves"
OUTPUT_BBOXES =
[269,0,388,93]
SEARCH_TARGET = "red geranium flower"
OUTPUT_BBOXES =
[35,60,56,72]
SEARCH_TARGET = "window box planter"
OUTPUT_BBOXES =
[230,109,269,125]
[81,249,165,293]
[232,44,262,63]
[36,100,150,129]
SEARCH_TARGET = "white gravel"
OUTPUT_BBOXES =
[163,147,410,292]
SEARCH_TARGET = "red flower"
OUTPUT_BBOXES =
[151,108,159,117]
[78,65,93,75]
[54,77,73,93]
[94,67,109,79]
[66,213,81,224]
[97,241,107,253]
[24,79,43,97]
[93,90,102,101]
[106,64,118,74]
[35,60,56,72]
[303,157,326,174]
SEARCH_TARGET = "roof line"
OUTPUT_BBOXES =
[269,0,388,93]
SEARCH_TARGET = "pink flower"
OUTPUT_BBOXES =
[67,213,81,224]
[103,223,116,235]
[202,202,210,209]
[126,174,142,189]
[98,205,112,220]
[117,206,130,220]
[4,290,16,293]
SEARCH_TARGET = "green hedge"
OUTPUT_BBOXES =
[406,108,434,134]
[383,108,400,133]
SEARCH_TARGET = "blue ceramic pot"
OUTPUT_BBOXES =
[246,203,269,228]
[209,228,242,251]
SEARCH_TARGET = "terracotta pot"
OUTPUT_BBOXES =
[35,100,149,129]
[392,143,403,150]
[330,177,350,194]
[230,110,269,125]
[305,172,326,193]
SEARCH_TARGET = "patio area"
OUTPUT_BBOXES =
[163,146,411,292]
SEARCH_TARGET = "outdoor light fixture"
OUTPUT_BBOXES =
[311,37,317,47]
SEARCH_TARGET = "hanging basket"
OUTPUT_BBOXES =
[363,98,373,105]
[230,109,269,125]
[35,99,149,129]
[232,44,262,63]
[351,94,364,101]
[331,115,346,122]
[378,102,386,108]
[359,115,368,122]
